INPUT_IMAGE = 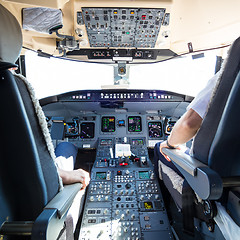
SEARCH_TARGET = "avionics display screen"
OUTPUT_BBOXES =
[128,116,142,132]
[139,171,150,179]
[65,122,79,138]
[96,172,107,180]
[132,139,144,145]
[100,139,113,146]
[144,201,153,209]
[148,121,162,138]
[80,122,95,139]
[101,117,115,132]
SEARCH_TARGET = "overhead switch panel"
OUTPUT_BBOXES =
[81,8,167,48]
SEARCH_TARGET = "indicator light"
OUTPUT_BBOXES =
[142,15,146,20]
[114,10,118,14]
[130,10,135,14]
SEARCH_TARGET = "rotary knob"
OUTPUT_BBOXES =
[121,214,125,220]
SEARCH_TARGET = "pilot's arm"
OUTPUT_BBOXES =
[58,168,90,189]
[160,109,202,159]
[160,72,220,160]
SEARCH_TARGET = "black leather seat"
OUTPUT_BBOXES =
[0,4,82,239]
[156,36,240,238]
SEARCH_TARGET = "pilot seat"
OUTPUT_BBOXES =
[154,36,240,239]
[0,4,85,240]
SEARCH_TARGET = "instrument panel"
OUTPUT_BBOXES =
[45,90,184,147]
[81,7,168,48]
[51,114,176,149]
[79,137,173,239]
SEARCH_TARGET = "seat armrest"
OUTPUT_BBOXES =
[45,183,82,219]
[32,183,82,240]
[162,148,223,200]
[162,148,206,176]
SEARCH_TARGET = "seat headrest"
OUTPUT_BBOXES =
[0,4,22,64]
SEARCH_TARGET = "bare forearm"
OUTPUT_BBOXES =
[167,109,202,147]
[57,168,90,189]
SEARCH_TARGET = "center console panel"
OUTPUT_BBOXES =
[79,137,173,240]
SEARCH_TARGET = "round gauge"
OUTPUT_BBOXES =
[148,122,162,138]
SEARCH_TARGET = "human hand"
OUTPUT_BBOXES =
[159,140,180,162]
[58,168,90,189]
[159,141,172,162]
[72,169,90,189]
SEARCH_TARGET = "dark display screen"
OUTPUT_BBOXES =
[128,116,142,132]
[102,117,115,132]
[80,122,95,139]
[96,172,107,180]
[148,121,162,138]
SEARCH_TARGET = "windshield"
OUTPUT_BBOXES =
[26,50,217,99]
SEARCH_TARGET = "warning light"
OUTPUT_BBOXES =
[119,163,128,166]
[142,15,146,20]
[114,10,118,14]
[130,10,135,14]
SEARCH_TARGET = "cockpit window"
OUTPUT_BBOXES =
[26,49,217,99]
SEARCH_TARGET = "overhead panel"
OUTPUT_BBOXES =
[81,8,166,48]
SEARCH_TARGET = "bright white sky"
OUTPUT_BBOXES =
[25,50,217,99]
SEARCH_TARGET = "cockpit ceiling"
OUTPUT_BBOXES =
[1,0,240,62]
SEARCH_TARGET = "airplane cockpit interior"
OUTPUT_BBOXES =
[1,1,240,240]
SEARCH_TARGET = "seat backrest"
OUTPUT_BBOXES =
[0,4,59,223]
[192,36,240,171]
[208,71,240,177]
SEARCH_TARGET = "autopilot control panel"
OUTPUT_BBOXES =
[79,137,173,240]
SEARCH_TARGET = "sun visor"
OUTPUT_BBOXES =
[22,7,63,34]
[0,4,22,64]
